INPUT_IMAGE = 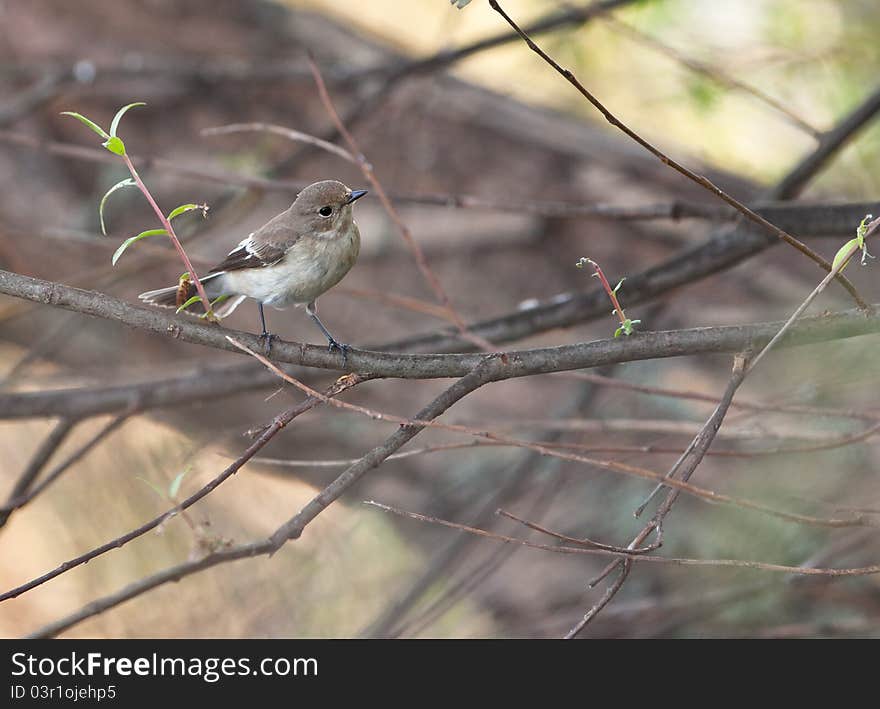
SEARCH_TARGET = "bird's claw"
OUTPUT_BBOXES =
[327,338,350,366]
[259,331,278,354]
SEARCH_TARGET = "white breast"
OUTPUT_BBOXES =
[220,222,360,307]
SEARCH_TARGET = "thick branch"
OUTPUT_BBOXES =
[3,269,880,419]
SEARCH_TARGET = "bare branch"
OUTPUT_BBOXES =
[23,362,500,635]
[2,127,877,225]
[603,17,822,138]
[3,270,880,405]
[487,0,867,308]
[364,501,880,575]
[201,123,357,164]
[0,417,78,528]
[0,374,367,603]
[0,414,130,524]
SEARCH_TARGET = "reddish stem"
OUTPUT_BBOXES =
[585,259,628,327]
[122,154,212,315]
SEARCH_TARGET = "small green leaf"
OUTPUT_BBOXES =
[168,470,187,499]
[613,277,626,295]
[60,111,109,140]
[614,318,641,338]
[176,294,202,314]
[167,203,208,221]
[832,238,860,273]
[102,135,126,156]
[136,476,167,500]
[98,178,136,235]
[197,294,229,319]
[112,228,167,265]
[109,101,146,137]
[856,213,873,247]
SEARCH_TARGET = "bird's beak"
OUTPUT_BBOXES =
[346,189,368,204]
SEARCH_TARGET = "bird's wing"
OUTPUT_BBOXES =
[209,220,295,273]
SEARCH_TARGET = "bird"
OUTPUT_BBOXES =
[139,179,367,357]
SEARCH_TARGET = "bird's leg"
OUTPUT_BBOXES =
[257,302,276,353]
[306,300,349,365]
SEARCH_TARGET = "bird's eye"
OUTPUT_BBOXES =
[318,206,333,217]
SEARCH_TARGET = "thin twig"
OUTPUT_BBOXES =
[120,153,213,314]
[496,509,660,554]
[747,215,880,373]
[563,371,880,422]
[570,353,750,636]
[229,337,875,530]
[5,128,879,225]
[201,123,357,164]
[364,501,880,575]
[23,361,504,635]
[488,0,867,310]
[603,17,822,138]
[0,414,130,519]
[306,55,497,352]
[0,417,78,529]
[0,374,367,602]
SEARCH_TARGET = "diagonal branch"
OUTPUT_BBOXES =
[0,374,368,603]
[0,417,78,529]
[23,361,501,636]
[487,0,867,309]
[0,414,130,527]
[566,352,750,637]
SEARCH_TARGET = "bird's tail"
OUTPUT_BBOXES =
[139,272,245,317]
[138,284,186,308]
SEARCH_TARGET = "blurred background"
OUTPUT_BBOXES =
[1,0,879,638]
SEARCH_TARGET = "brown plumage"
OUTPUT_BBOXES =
[138,179,368,351]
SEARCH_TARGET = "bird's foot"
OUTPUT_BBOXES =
[327,338,350,366]
[259,331,278,355]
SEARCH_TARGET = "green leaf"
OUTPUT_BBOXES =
[176,294,202,314]
[102,135,126,156]
[98,178,136,236]
[112,228,167,265]
[613,277,626,295]
[60,111,110,140]
[832,238,860,273]
[167,203,207,221]
[856,213,873,247]
[168,470,187,499]
[614,318,641,338]
[109,102,146,138]
[136,476,167,500]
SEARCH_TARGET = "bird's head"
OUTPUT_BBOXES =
[291,180,368,239]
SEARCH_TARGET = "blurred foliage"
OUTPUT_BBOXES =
[297,0,880,195]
